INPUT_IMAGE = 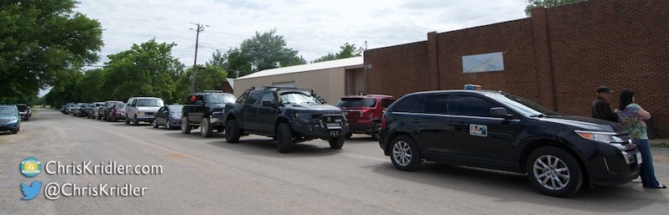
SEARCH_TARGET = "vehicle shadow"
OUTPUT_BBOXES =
[344,136,377,144]
[371,162,667,213]
[203,137,343,158]
[162,131,226,139]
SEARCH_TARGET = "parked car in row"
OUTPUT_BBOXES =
[87,102,105,119]
[16,104,32,121]
[223,86,348,153]
[180,91,236,137]
[125,97,164,125]
[74,103,91,117]
[378,85,641,197]
[99,100,121,121]
[0,105,21,134]
[152,104,183,130]
[62,103,76,114]
[108,103,127,122]
[336,94,396,140]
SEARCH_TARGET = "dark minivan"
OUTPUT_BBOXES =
[378,87,641,197]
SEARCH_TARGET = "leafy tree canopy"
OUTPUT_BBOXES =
[0,0,104,103]
[525,0,586,16]
[313,43,364,63]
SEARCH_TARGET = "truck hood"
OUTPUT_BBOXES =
[537,115,626,133]
[208,104,228,112]
[284,104,341,112]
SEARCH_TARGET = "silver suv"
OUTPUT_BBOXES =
[125,97,164,126]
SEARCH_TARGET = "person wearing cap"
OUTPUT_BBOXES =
[591,86,619,122]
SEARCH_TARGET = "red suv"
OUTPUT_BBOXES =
[336,94,396,140]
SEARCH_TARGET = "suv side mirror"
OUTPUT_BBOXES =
[490,107,513,119]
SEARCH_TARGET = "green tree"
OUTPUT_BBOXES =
[78,69,106,102]
[313,43,364,63]
[213,48,252,78]
[0,0,104,103]
[175,64,229,101]
[525,0,586,16]
[240,28,306,73]
[100,39,183,103]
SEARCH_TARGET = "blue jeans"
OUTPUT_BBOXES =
[634,139,661,188]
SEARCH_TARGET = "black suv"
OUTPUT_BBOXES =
[181,91,237,138]
[224,86,349,153]
[379,87,641,197]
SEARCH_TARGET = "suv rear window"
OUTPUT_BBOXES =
[337,98,377,108]
[17,105,28,111]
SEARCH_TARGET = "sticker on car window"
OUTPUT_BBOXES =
[470,124,488,137]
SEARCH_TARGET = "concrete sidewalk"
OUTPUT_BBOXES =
[650,138,669,147]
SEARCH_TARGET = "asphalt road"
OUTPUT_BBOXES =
[1,108,668,215]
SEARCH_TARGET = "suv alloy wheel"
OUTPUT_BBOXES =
[526,146,583,198]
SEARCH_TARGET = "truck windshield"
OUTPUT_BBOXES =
[280,92,320,105]
[484,92,559,116]
[205,94,236,104]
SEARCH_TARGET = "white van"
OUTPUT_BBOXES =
[125,97,164,125]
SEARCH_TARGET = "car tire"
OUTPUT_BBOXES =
[24,117,29,121]
[11,129,18,134]
[201,118,213,138]
[225,119,241,143]
[526,146,583,198]
[181,117,192,134]
[152,119,159,128]
[328,136,345,149]
[276,123,293,153]
[133,115,139,126]
[111,116,116,122]
[125,115,130,124]
[344,132,353,139]
[390,135,422,171]
[165,120,171,130]
[371,133,380,141]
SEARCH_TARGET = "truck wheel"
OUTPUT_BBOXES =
[181,117,192,134]
[201,118,213,138]
[225,119,241,143]
[390,135,422,171]
[133,115,139,126]
[328,136,345,149]
[276,123,293,153]
[526,146,583,198]
[344,132,353,139]
[152,119,159,128]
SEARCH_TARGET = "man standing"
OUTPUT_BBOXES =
[592,86,618,122]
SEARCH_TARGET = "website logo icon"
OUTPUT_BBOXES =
[20,157,41,178]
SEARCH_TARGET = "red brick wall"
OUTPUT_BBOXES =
[365,41,431,98]
[365,0,669,137]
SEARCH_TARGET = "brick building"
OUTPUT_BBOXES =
[364,0,669,137]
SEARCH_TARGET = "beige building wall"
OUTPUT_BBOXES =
[346,68,365,95]
[233,68,346,105]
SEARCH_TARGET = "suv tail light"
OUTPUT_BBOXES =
[381,116,387,129]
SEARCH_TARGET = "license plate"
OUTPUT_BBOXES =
[330,130,340,136]
[637,153,642,164]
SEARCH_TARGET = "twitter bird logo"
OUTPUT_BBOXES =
[21,181,42,200]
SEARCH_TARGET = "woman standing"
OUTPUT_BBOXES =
[617,89,666,189]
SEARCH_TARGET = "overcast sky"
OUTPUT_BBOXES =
[76,0,528,66]
[39,0,528,97]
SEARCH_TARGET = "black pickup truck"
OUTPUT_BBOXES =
[223,86,349,153]
[180,90,237,138]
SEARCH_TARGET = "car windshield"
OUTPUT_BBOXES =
[0,106,17,115]
[280,92,320,105]
[136,99,164,107]
[115,103,126,108]
[169,105,183,113]
[337,98,376,107]
[204,94,236,104]
[484,92,559,116]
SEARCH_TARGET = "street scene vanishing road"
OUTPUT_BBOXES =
[2,108,668,215]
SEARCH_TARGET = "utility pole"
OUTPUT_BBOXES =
[190,22,208,93]
[363,41,368,95]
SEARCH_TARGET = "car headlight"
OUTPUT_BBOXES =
[576,130,632,150]
[7,117,19,123]
[137,111,144,115]
[294,113,311,120]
